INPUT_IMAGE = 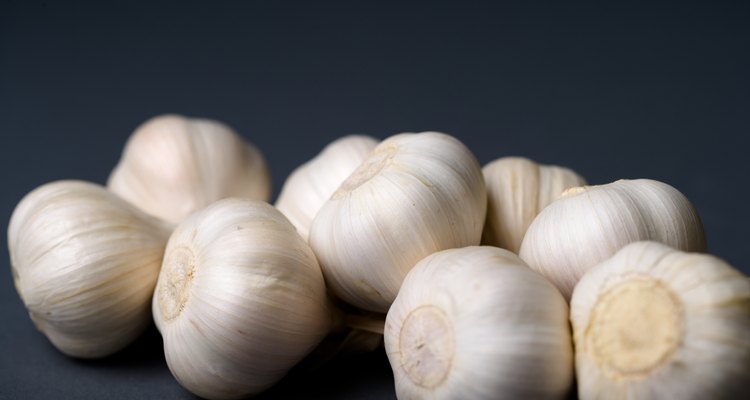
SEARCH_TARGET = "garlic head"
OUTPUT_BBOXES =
[153,198,331,399]
[571,241,750,400]
[108,114,271,224]
[385,246,573,400]
[8,180,171,358]
[309,132,486,313]
[519,178,706,300]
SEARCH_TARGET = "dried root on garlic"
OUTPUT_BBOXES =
[571,241,750,400]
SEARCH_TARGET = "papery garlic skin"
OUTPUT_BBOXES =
[519,179,706,300]
[8,180,171,358]
[482,157,586,253]
[153,198,331,400]
[571,241,750,400]
[108,114,271,224]
[385,246,573,400]
[275,135,378,241]
[309,132,486,313]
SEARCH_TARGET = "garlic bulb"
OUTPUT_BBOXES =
[385,246,573,400]
[482,156,586,253]
[309,132,486,313]
[571,241,750,400]
[153,198,331,399]
[108,114,271,224]
[7,180,171,358]
[519,179,706,300]
[275,135,378,241]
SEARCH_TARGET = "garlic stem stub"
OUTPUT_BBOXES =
[275,134,379,241]
[108,114,271,224]
[571,241,750,400]
[8,180,171,358]
[482,156,586,253]
[309,132,487,313]
[153,198,331,400]
[519,178,706,300]
[385,246,573,400]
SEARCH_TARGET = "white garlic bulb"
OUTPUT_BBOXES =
[153,198,331,399]
[571,241,750,400]
[482,156,586,253]
[519,179,706,300]
[8,180,171,358]
[275,135,378,241]
[309,132,486,313]
[108,114,271,224]
[385,246,573,400]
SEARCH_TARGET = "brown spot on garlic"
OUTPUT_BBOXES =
[354,279,385,301]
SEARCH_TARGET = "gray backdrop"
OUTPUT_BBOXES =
[1,0,748,398]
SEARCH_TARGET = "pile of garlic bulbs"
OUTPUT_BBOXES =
[8,114,749,400]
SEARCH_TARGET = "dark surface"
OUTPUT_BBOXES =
[1,0,749,398]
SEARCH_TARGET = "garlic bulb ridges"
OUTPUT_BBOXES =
[153,198,331,400]
[482,157,586,253]
[108,114,271,224]
[309,132,487,313]
[571,241,750,400]
[385,246,573,400]
[275,135,378,241]
[7,180,171,358]
[519,178,706,300]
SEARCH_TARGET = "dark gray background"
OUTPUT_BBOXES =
[1,0,748,398]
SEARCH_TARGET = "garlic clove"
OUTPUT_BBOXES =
[571,241,750,400]
[107,114,271,224]
[7,180,171,358]
[385,246,574,400]
[153,198,331,399]
[482,156,586,253]
[275,134,378,241]
[309,132,487,313]
[519,178,706,300]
